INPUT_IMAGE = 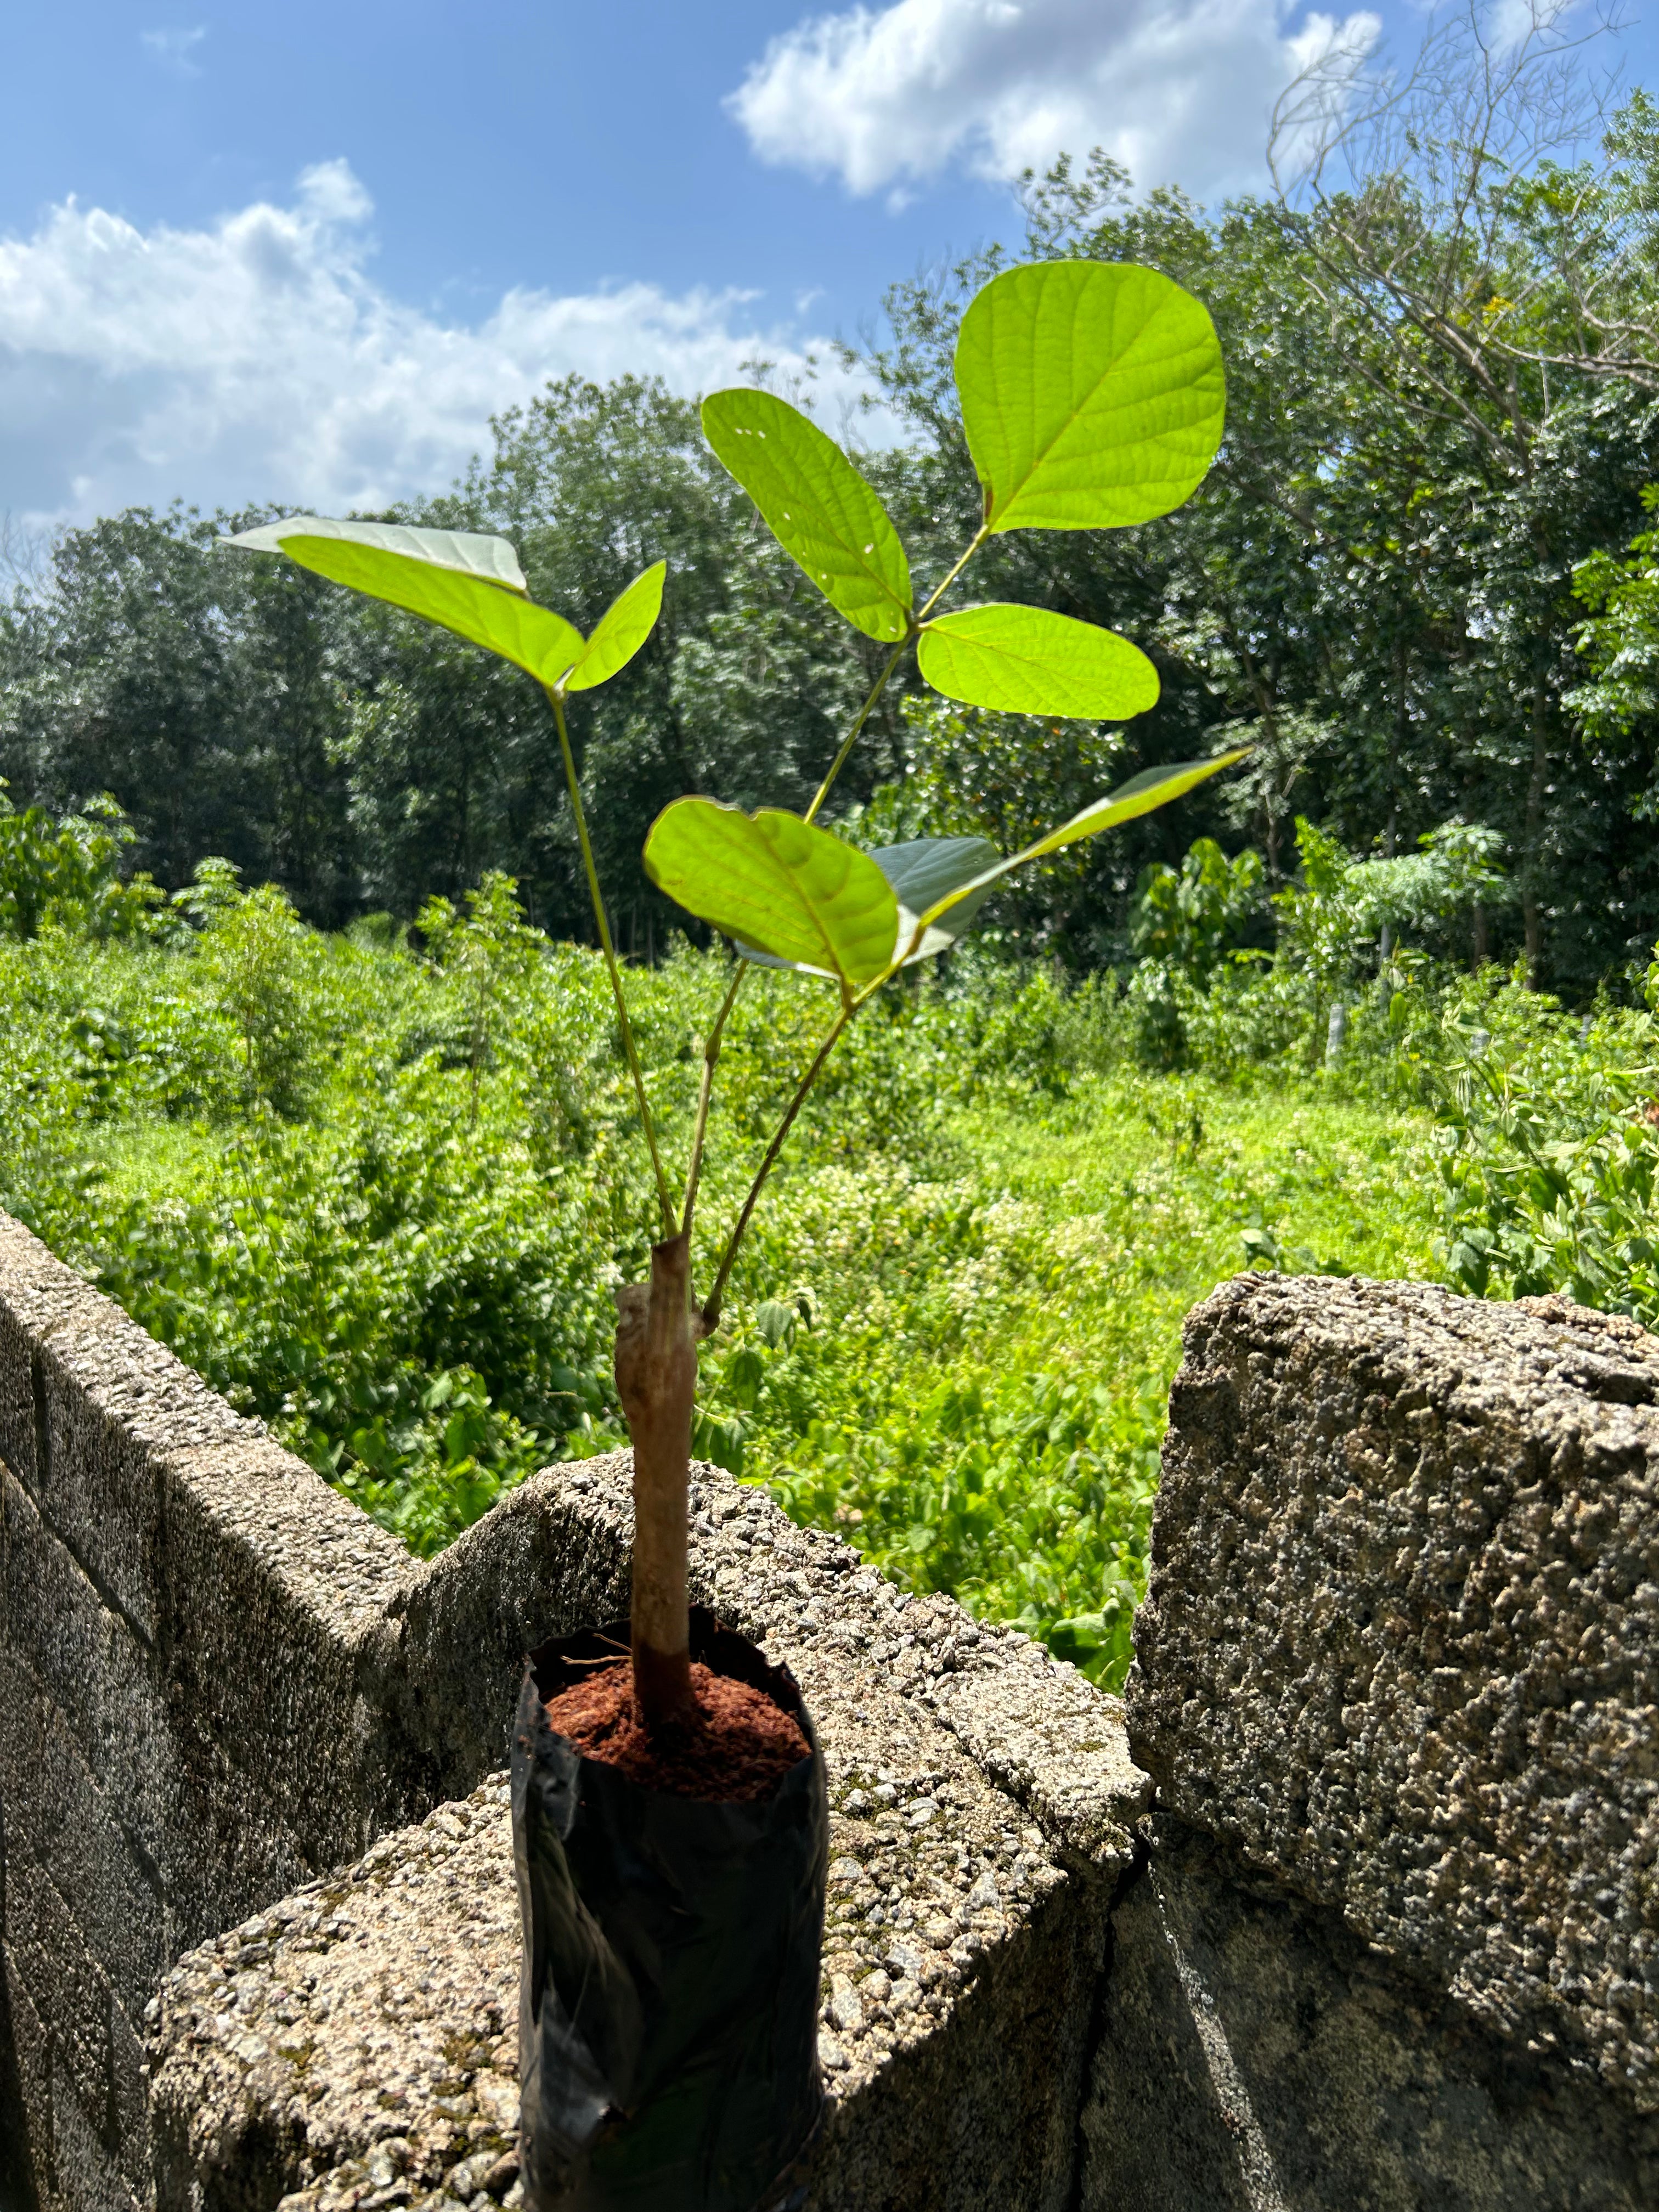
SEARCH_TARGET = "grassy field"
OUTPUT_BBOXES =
[0,902,1446,1689]
[731,1076,1439,1683]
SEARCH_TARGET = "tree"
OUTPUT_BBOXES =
[0,506,356,919]
[223,257,1240,1739]
[1268,0,1659,975]
[1571,482,1659,741]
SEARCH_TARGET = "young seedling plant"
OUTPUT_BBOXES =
[227,257,1242,1736]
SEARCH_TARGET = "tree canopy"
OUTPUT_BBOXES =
[4,17,1657,995]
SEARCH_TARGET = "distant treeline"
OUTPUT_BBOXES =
[4,84,1658,991]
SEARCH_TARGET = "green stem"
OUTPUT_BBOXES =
[800,521,989,831]
[698,521,994,1321]
[690,614,928,1262]
[916,522,990,624]
[548,685,677,1236]
[704,1002,854,1330]
[681,958,744,1245]
[691,517,997,1319]
[805,634,910,825]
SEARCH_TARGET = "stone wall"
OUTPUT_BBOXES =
[0,1212,423,2212]
[145,1460,1147,2212]
[1119,1274,1659,2210]
[5,1206,1656,2211]
[0,1211,1148,2212]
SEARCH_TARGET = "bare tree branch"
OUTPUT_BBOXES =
[1269,1,1657,417]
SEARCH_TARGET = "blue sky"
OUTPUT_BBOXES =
[1,2,1652,527]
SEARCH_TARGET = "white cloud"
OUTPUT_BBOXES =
[730,0,1381,201]
[0,163,867,528]
[140,26,207,77]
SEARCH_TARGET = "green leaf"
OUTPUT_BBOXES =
[642,799,899,990]
[917,751,1252,930]
[222,516,586,687]
[871,836,998,962]
[1050,1613,1108,1658]
[955,261,1225,533]
[918,603,1159,719]
[701,390,912,642]
[225,516,530,592]
[754,1299,797,1348]
[563,562,666,692]
[730,833,998,974]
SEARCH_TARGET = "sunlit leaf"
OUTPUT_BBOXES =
[917,751,1252,928]
[222,516,585,687]
[955,261,1225,533]
[643,799,899,990]
[701,390,912,643]
[872,836,999,962]
[225,516,530,592]
[918,603,1159,719]
[563,562,666,692]
[733,833,999,973]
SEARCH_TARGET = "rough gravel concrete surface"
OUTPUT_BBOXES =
[149,1458,1149,2212]
[1124,1273,1659,2207]
[0,1210,417,2212]
[1088,1818,1659,2212]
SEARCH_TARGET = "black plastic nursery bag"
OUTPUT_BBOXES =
[511,1608,828,2212]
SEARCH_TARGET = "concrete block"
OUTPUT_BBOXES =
[6,1854,110,2140]
[1130,1274,1659,2192]
[48,2070,142,2212]
[149,1461,1148,2212]
[0,1432,12,1651]
[108,1996,149,2197]
[148,1769,1108,2212]
[0,1649,166,2021]
[0,1209,414,1938]
[29,1336,164,1650]
[2,1456,395,1970]
[153,1427,417,1837]
[0,1278,43,1493]
[2,1942,49,2212]
[381,1453,634,1806]
[1086,1819,1659,2211]
[2,1471,181,1886]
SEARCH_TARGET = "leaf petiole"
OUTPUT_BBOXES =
[681,958,744,1246]
[803,521,991,828]
[916,523,990,626]
[804,633,911,826]
[703,1000,855,1330]
[547,684,678,1236]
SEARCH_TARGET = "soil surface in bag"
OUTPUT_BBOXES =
[543,1657,810,1801]
[513,1610,828,2212]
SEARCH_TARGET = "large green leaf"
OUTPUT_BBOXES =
[643,800,898,990]
[223,517,585,687]
[563,562,665,692]
[918,603,1159,719]
[872,836,998,962]
[702,390,912,643]
[918,752,1252,928]
[956,262,1225,534]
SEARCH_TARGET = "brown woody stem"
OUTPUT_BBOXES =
[613,1230,704,1730]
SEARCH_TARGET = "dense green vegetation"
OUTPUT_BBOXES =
[4,20,1659,1692]
[3,31,1657,994]
[10,832,1658,1688]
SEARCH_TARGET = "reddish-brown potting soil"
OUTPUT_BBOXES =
[544,1659,810,1803]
